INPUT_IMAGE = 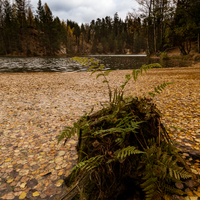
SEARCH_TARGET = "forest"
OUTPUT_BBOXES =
[0,0,200,56]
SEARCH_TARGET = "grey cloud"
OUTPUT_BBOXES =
[30,0,138,23]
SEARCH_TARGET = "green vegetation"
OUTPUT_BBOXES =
[0,0,200,56]
[58,57,193,200]
[159,52,169,61]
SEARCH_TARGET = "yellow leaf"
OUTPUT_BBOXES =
[19,192,27,199]
[5,158,12,162]
[55,179,64,187]
[58,171,63,176]
[20,182,27,189]
[33,191,40,197]
[7,178,13,183]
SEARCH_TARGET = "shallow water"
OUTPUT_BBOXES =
[0,55,197,73]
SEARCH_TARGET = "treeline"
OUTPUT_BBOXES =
[0,0,200,56]
[136,0,200,55]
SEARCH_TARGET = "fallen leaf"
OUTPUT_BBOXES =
[19,192,27,199]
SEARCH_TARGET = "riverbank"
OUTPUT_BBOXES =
[151,45,200,61]
[0,63,200,199]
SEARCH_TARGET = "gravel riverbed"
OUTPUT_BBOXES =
[0,63,200,200]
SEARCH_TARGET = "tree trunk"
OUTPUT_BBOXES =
[0,32,7,55]
[147,0,153,55]
[154,20,157,54]
[153,0,156,54]
[198,33,200,53]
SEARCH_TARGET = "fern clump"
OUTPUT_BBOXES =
[58,57,193,200]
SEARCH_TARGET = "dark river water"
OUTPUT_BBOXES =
[0,55,197,73]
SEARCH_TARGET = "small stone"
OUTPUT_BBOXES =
[50,174,58,181]
[20,176,29,182]
[0,183,7,191]
[62,163,68,168]
[185,188,194,196]
[14,191,22,196]
[26,179,38,188]
[55,165,61,170]
[185,179,194,188]
[195,139,200,143]
[5,192,15,199]
[175,182,184,189]
[172,195,184,200]
[55,157,63,163]
[30,162,37,166]
[47,163,56,169]
[92,140,100,147]
[182,153,190,157]
[10,181,17,187]
[14,187,21,192]
[70,140,77,145]
[58,151,66,156]
[72,155,78,160]
[40,193,47,198]
[44,186,56,196]
[19,169,29,176]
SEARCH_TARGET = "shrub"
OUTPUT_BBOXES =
[160,52,169,60]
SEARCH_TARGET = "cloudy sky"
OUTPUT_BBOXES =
[29,0,139,24]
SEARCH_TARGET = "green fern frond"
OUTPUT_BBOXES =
[93,119,143,138]
[132,63,162,82]
[141,138,192,200]
[115,138,124,146]
[104,70,113,76]
[114,146,144,160]
[88,65,98,72]
[120,74,131,89]
[70,155,104,173]
[160,183,185,196]
[141,177,158,188]
[148,82,174,97]
[70,160,88,173]
[57,126,75,144]
[96,73,104,78]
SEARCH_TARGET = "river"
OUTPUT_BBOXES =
[0,55,197,73]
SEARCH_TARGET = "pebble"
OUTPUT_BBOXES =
[175,182,184,189]
[0,66,200,199]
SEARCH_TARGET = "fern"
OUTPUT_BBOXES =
[149,82,174,97]
[57,126,75,144]
[114,146,144,160]
[160,183,185,196]
[70,155,104,173]
[141,139,192,200]
[70,58,168,106]
[132,63,162,82]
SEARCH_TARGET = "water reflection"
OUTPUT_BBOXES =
[0,56,197,73]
